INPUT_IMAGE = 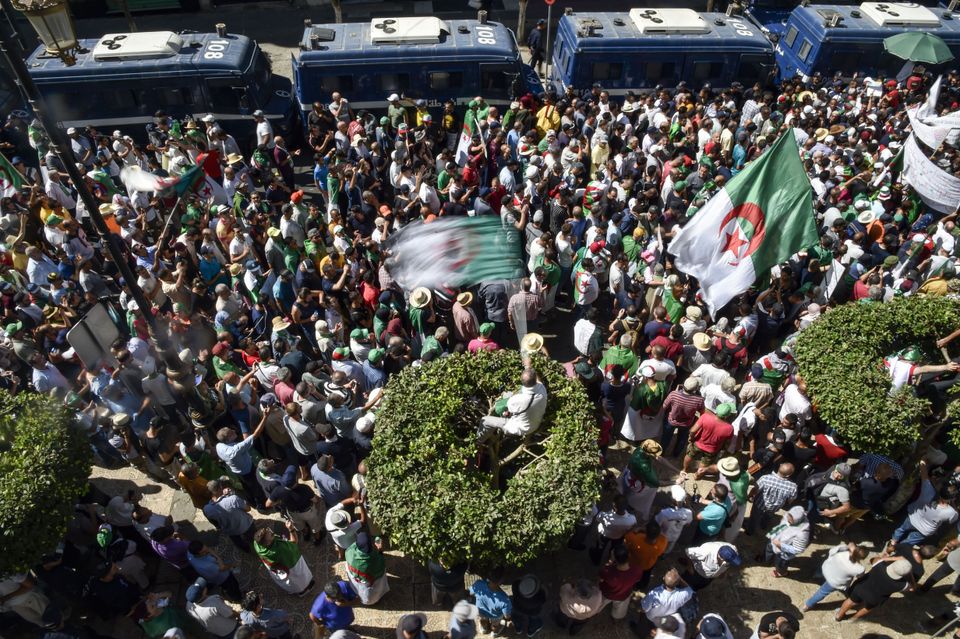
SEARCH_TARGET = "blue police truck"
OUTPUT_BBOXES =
[547,8,777,93]
[292,15,543,120]
[742,0,944,35]
[774,2,960,79]
[25,29,298,148]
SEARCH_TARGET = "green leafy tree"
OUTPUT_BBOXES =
[0,392,92,574]
[367,350,600,568]
[794,296,960,457]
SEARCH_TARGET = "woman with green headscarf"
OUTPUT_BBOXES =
[345,531,390,605]
[253,522,314,596]
[620,364,668,443]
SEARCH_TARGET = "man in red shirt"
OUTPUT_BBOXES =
[649,324,684,365]
[684,402,735,479]
[598,545,644,620]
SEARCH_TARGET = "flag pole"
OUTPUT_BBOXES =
[475,113,488,159]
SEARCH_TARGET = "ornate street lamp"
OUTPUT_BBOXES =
[10,0,77,65]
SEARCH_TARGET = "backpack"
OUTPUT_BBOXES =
[803,469,833,497]
[806,468,849,510]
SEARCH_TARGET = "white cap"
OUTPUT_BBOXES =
[66,127,77,134]
[670,484,687,502]
[201,114,216,123]
[387,93,400,102]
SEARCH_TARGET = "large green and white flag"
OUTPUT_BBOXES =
[668,129,817,316]
[387,216,524,290]
[455,108,480,166]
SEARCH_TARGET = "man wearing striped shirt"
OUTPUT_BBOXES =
[661,377,704,457]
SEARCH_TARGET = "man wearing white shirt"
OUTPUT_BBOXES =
[253,110,274,149]
[779,381,813,429]
[44,171,76,210]
[802,542,867,611]
[682,541,741,590]
[25,246,58,286]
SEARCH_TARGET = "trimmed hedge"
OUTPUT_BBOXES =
[367,350,600,568]
[794,296,960,457]
[0,392,92,573]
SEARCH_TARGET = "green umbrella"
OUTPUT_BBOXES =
[883,32,955,65]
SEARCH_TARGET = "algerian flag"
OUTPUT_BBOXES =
[170,165,206,197]
[0,154,24,197]
[668,129,817,316]
[386,215,524,290]
[455,109,479,166]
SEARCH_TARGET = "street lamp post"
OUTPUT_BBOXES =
[9,0,77,64]
[0,0,161,340]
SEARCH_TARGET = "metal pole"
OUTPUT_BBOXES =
[545,3,552,82]
[119,0,137,32]
[0,1,159,339]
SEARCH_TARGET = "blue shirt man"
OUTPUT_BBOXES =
[309,580,357,632]
[470,577,512,621]
[215,430,258,475]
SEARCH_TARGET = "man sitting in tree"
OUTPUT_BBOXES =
[479,368,548,440]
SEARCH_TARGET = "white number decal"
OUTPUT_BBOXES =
[730,21,754,36]
[476,27,496,45]
[204,39,229,59]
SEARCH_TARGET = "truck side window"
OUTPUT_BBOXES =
[784,25,798,48]
[379,74,410,93]
[208,81,249,113]
[798,39,812,62]
[645,61,676,83]
[428,71,463,90]
[692,61,724,83]
[321,76,355,93]
[591,62,623,81]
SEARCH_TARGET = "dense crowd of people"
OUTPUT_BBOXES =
[1,43,960,639]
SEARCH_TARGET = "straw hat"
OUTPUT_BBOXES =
[456,291,473,306]
[857,210,876,225]
[228,263,242,276]
[815,127,828,141]
[718,457,741,477]
[98,203,118,216]
[693,332,712,351]
[410,287,432,309]
[271,316,291,331]
[639,439,662,457]
[521,332,544,353]
[225,152,244,165]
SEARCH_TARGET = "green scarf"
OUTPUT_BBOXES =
[345,544,386,584]
[630,380,667,414]
[255,538,301,572]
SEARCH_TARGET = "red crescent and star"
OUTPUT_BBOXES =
[718,202,766,266]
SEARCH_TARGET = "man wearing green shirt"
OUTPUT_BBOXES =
[211,342,241,379]
[437,163,454,202]
[718,456,751,542]
[408,287,435,340]
[387,94,407,128]
[474,96,490,122]
[600,334,639,377]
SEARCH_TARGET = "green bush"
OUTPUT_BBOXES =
[0,392,92,573]
[367,350,600,568]
[794,296,960,457]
